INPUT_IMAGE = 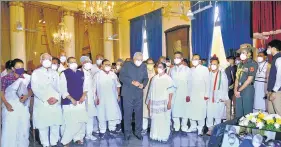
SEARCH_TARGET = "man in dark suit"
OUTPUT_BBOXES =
[119,52,149,140]
[225,56,237,120]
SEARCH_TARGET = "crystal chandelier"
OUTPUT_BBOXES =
[79,1,115,24]
[53,17,72,49]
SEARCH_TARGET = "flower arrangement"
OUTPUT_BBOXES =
[239,112,281,132]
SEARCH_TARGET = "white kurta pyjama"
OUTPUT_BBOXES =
[148,74,175,141]
[1,74,30,147]
[189,65,210,120]
[31,67,63,146]
[60,71,89,144]
[94,70,122,133]
[206,70,229,128]
[254,61,269,111]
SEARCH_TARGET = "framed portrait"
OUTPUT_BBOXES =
[165,25,190,59]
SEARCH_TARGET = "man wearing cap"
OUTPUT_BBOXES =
[254,51,270,112]
[234,44,258,118]
[225,56,237,120]
[266,40,281,115]
[80,56,98,141]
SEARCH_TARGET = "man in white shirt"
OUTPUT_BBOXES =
[187,54,210,136]
[80,56,98,141]
[31,53,63,147]
[170,51,191,132]
[60,57,89,146]
[94,59,122,138]
[58,51,68,73]
[266,40,281,116]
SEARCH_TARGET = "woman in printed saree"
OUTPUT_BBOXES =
[147,62,175,142]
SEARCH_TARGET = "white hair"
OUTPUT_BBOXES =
[133,52,143,59]
[40,53,52,61]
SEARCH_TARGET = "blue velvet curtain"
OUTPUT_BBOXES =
[218,1,252,57]
[130,16,144,58]
[191,1,215,60]
[145,9,162,61]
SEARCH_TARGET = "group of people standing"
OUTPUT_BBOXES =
[1,39,281,147]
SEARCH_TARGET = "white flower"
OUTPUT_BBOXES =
[251,117,257,123]
[264,115,273,120]
[253,112,259,116]
[257,122,264,129]
[240,116,246,122]
[274,123,280,129]
[243,119,249,126]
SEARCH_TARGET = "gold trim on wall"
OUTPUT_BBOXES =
[63,10,75,16]
[9,1,24,7]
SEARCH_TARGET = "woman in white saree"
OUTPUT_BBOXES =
[148,62,175,142]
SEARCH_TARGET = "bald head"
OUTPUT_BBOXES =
[40,53,52,62]
[96,54,104,60]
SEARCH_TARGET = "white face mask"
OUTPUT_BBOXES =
[60,56,67,63]
[192,60,199,66]
[211,65,217,71]
[42,60,52,68]
[96,59,103,65]
[257,57,264,63]
[104,66,111,72]
[116,65,121,70]
[157,68,165,74]
[135,60,142,67]
[240,53,247,61]
[174,59,182,65]
[266,49,272,55]
[166,62,171,67]
[84,63,92,70]
[69,63,78,70]
[51,64,58,70]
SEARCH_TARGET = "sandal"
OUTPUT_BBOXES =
[75,140,84,145]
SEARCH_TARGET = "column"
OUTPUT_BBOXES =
[63,10,75,58]
[9,2,26,68]
[103,19,114,62]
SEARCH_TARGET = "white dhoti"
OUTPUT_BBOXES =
[1,99,30,147]
[254,81,266,111]
[99,120,120,133]
[61,103,88,145]
[150,110,171,141]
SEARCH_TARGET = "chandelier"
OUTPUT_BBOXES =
[79,1,115,24]
[53,17,72,49]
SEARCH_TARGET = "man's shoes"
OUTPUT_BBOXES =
[135,134,143,140]
[141,129,147,135]
[100,133,106,139]
[116,124,122,133]
[109,130,118,137]
[85,135,98,141]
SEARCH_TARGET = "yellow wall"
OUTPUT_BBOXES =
[117,2,191,59]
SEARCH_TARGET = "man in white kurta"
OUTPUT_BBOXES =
[254,52,270,112]
[94,59,122,137]
[170,51,191,132]
[80,56,98,141]
[60,57,89,146]
[31,53,63,147]
[187,54,210,135]
[206,57,229,135]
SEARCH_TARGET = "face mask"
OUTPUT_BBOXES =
[266,49,272,55]
[104,66,111,72]
[211,65,217,71]
[174,59,181,65]
[166,62,171,67]
[147,64,154,71]
[257,57,264,63]
[51,64,58,70]
[15,68,25,75]
[60,56,67,63]
[42,60,52,68]
[116,65,121,70]
[226,62,230,66]
[84,63,92,70]
[240,53,247,61]
[69,63,78,70]
[192,60,199,66]
[235,60,240,65]
[96,59,103,65]
[157,68,165,74]
[135,61,142,67]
